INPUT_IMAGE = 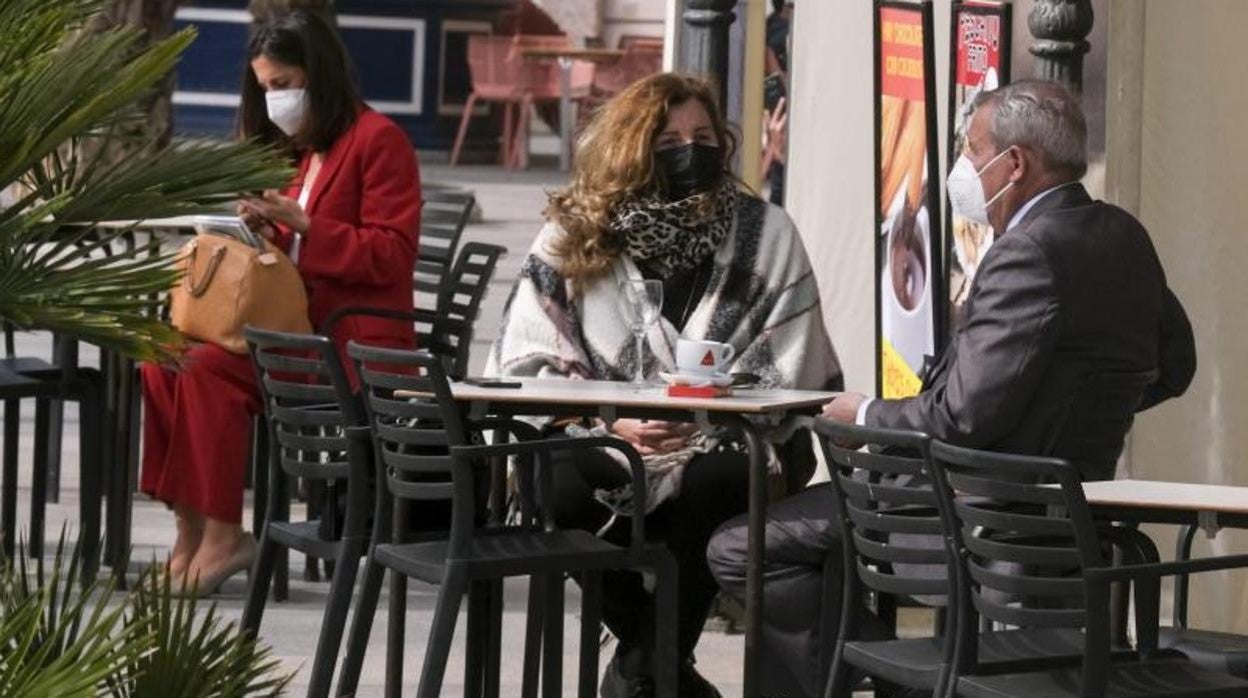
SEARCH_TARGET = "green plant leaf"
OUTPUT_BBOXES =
[0,0,292,361]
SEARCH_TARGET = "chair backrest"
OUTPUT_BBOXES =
[423,242,506,379]
[244,326,363,483]
[593,41,663,96]
[466,35,527,99]
[347,341,467,508]
[1047,369,1159,481]
[811,418,950,605]
[928,440,1107,633]
[415,192,475,307]
[618,35,663,51]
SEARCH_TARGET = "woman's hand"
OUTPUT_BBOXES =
[235,201,278,241]
[609,419,698,456]
[240,190,310,234]
[760,96,789,178]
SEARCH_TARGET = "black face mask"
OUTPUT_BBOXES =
[655,142,724,201]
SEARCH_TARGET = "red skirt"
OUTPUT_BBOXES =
[140,343,261,524]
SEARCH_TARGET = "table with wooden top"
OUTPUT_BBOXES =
[404,377,837,698]
[519,48,624,171]
[1079,478,1248,533]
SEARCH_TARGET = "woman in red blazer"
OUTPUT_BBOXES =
[140,9,420,594]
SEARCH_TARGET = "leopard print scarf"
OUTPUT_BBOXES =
[610,180,738,278]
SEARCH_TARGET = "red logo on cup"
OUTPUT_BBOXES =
[701,350,716,366]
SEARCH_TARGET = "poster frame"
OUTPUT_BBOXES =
[874,0,943,397]
[944,0,1013,342]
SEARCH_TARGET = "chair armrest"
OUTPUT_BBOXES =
[451,436,648,552]
[469,417,543,442]
[1086,553,1248,583]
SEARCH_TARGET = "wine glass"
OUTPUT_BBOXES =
[619,279,664,386]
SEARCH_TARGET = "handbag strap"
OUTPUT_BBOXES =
[183,240,228,298]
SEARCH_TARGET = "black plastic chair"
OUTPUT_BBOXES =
[1158,524,1248,678]
[322,241,506,380]
[811,418,953,698]
[414,191,475,308]
[335,342,679,698]
[929,439,1248,697]
[240,326,372,698]
[1,331,106,581]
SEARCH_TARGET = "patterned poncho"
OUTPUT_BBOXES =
[486,193,842,512]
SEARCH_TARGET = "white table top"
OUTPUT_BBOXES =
[1079,478,1248,515]
[403,378,837,415]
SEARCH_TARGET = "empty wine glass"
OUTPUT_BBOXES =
[619,279,664,386]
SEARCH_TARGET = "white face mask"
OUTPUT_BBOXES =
[265,88,306,137]
[946,149,1013,226]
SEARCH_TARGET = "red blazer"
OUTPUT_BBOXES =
[272,108,421,362]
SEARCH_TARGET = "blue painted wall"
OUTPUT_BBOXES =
[173,0,511,151]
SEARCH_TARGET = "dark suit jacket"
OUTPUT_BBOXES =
[867,183,1196,479]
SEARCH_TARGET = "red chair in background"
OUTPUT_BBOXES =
[509,35,594,169]
[591,38,662,99]
[450,35,594,170]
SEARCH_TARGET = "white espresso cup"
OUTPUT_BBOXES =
[676,338,735,375]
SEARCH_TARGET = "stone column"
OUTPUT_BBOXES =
[680,0,737,106]
[1028,0,1095,90]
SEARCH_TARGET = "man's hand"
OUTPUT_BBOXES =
[610,419,698,456]
[822,392,867,424]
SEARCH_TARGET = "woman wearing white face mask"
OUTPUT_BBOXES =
[139,9,420,596]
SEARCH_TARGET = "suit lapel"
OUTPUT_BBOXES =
[303,116,360,214]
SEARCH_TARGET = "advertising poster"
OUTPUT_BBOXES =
[875,0,941,398]
[946,0,1011,335]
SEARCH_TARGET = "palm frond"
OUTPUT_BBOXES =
[0,0,293,361]
[0,533,154,698]
[107,567,294,697]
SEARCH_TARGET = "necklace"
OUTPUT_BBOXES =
[677,262,709,330]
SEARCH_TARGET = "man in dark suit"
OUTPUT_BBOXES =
[707,80,1196,698]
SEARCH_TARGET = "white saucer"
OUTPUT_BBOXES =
[658,370,732,387]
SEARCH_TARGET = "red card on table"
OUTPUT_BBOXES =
[666,384,733,399]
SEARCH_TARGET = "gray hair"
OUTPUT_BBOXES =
[967,80,1088,179]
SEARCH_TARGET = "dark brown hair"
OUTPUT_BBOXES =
[546,73,738,286]
[237,9,359,153]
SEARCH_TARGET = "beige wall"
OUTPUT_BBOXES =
[1127,0,1248,633]
[786,0,877,392]
[604,0,666,47]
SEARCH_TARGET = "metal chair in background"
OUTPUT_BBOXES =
[414,191,475,311]
[0,330,106,582]
[322,241,507,381]
[1159,523,1248,678]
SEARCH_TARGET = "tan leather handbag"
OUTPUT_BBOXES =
[169,233,312,354]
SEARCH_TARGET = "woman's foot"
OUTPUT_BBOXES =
[169,508,205,579]
[182,522,256,596]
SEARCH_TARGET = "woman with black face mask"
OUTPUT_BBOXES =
[486,73,841,698]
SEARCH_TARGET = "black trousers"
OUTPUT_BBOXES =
[547,445,750,672]
[707,484,843,698]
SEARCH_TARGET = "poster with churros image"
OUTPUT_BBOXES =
[875,1,941,399]
[946,1,1011,336]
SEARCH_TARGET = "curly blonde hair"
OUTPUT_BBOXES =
[546,73,738,288]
